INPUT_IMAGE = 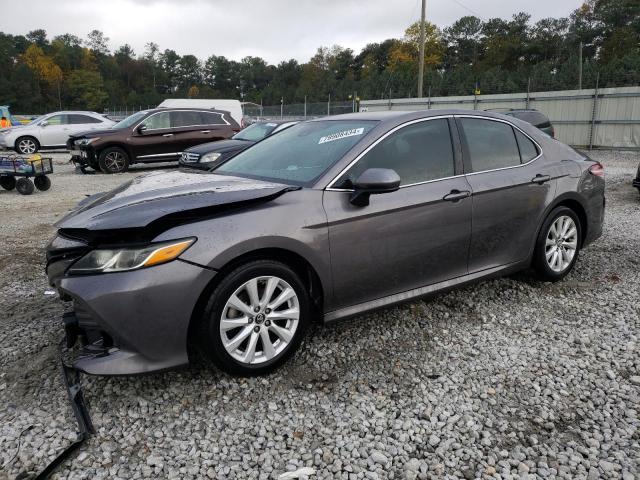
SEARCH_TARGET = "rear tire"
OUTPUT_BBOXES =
[0,176,16,190]
[199,260,310,376]
[34,176,51,191]
[15,136,39,155]
[98,147,130,173]
[533,207,582,282]
[16,178,35,195]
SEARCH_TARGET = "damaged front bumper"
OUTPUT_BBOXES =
[50,257,216,376]
[34,341,95,479]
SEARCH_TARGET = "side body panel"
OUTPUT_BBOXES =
[322,179,472,311]
[158,189,334,308]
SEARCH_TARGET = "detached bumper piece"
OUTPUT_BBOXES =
[34,337,95,480]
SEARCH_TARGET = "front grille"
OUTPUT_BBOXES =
[181,152,200,163]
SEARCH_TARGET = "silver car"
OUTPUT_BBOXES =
[0,111,115,154]
[46,110,605,377]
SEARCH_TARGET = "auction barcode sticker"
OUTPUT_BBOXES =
[318,128,365,144]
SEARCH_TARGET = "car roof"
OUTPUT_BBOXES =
[253,119,296,125]
[45,111,105,115]
[316,109,527,123]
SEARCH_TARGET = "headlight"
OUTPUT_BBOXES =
[68,238,195,274]
[76,138,100,146]
[200,152,222,163]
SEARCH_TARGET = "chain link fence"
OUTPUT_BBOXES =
[243,101,355,121]
[103,100,357,122]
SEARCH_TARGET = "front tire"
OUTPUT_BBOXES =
[199,260,310,376]
[533,207,582,281]
[98,147,130,173]
[15,136,39,154]
[0,176,16,190]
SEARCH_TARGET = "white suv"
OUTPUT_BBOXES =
[0,111,115,154]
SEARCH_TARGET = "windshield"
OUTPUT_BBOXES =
[233,122,278,141]
[113,111,148,129]
[215,120,377,185]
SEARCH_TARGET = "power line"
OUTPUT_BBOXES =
[451,0,483,19]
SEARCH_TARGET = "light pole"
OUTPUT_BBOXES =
[417,0,426,98]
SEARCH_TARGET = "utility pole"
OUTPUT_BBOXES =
[417,0,426,98]
[578,41,583,90]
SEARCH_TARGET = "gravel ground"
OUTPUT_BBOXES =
[0,149,638,480]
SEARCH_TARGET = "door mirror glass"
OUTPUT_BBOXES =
[350,168,400,206]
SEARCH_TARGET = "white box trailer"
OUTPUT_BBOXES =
[157,99,244,127]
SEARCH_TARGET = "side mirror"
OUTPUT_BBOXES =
[349,168,401,207]
[40,120,49,127]
[136,124,147,134]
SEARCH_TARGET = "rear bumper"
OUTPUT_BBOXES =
[56,259,216,375]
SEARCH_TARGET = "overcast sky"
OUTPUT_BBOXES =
[2,0,582,63]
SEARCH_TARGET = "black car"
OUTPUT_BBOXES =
[179,120,297,170]
[486,109,555,138]
[633,162,640,194]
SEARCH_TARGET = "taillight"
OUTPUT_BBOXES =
[589,162,604,178]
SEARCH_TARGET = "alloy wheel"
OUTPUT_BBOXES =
[545,215,578,272]
[220,276,300,365]
[104,151,126,172]
[18,139,37,154]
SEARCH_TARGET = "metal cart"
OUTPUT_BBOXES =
[0,154,53,195]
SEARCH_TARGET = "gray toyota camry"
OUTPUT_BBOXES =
[46,110,605,376]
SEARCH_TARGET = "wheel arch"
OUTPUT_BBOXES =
[534,193,589,254]
[96,143,134,162]
[186,247,325,360]
[14,135,40,151]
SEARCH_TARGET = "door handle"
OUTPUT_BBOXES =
[201,130,211,134]
[162,133,173,137]
[443,190,471,202]
[531,174,551,184]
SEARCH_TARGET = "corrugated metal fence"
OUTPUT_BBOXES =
[360,86,640,149]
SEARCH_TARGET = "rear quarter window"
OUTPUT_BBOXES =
[515,130,539,162]
[201,112,229,126]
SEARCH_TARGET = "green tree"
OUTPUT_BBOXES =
[64,69,108,110]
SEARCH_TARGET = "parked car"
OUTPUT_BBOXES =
[0,111,114,154]
[67,108,240,173]
[47,110,604,376]
[633,162,640,194]
[180,120,297,170]
[486,108,555,138]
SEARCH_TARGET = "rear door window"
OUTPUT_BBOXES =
[460,118,521,172]
[68,114,102,124]
[515,130,539,162]
[336,118,455,187]
[171,111,204,128]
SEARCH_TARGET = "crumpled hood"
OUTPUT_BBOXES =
[69,128,120,141]
[56,170,294,231]
[186,139,254,156]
